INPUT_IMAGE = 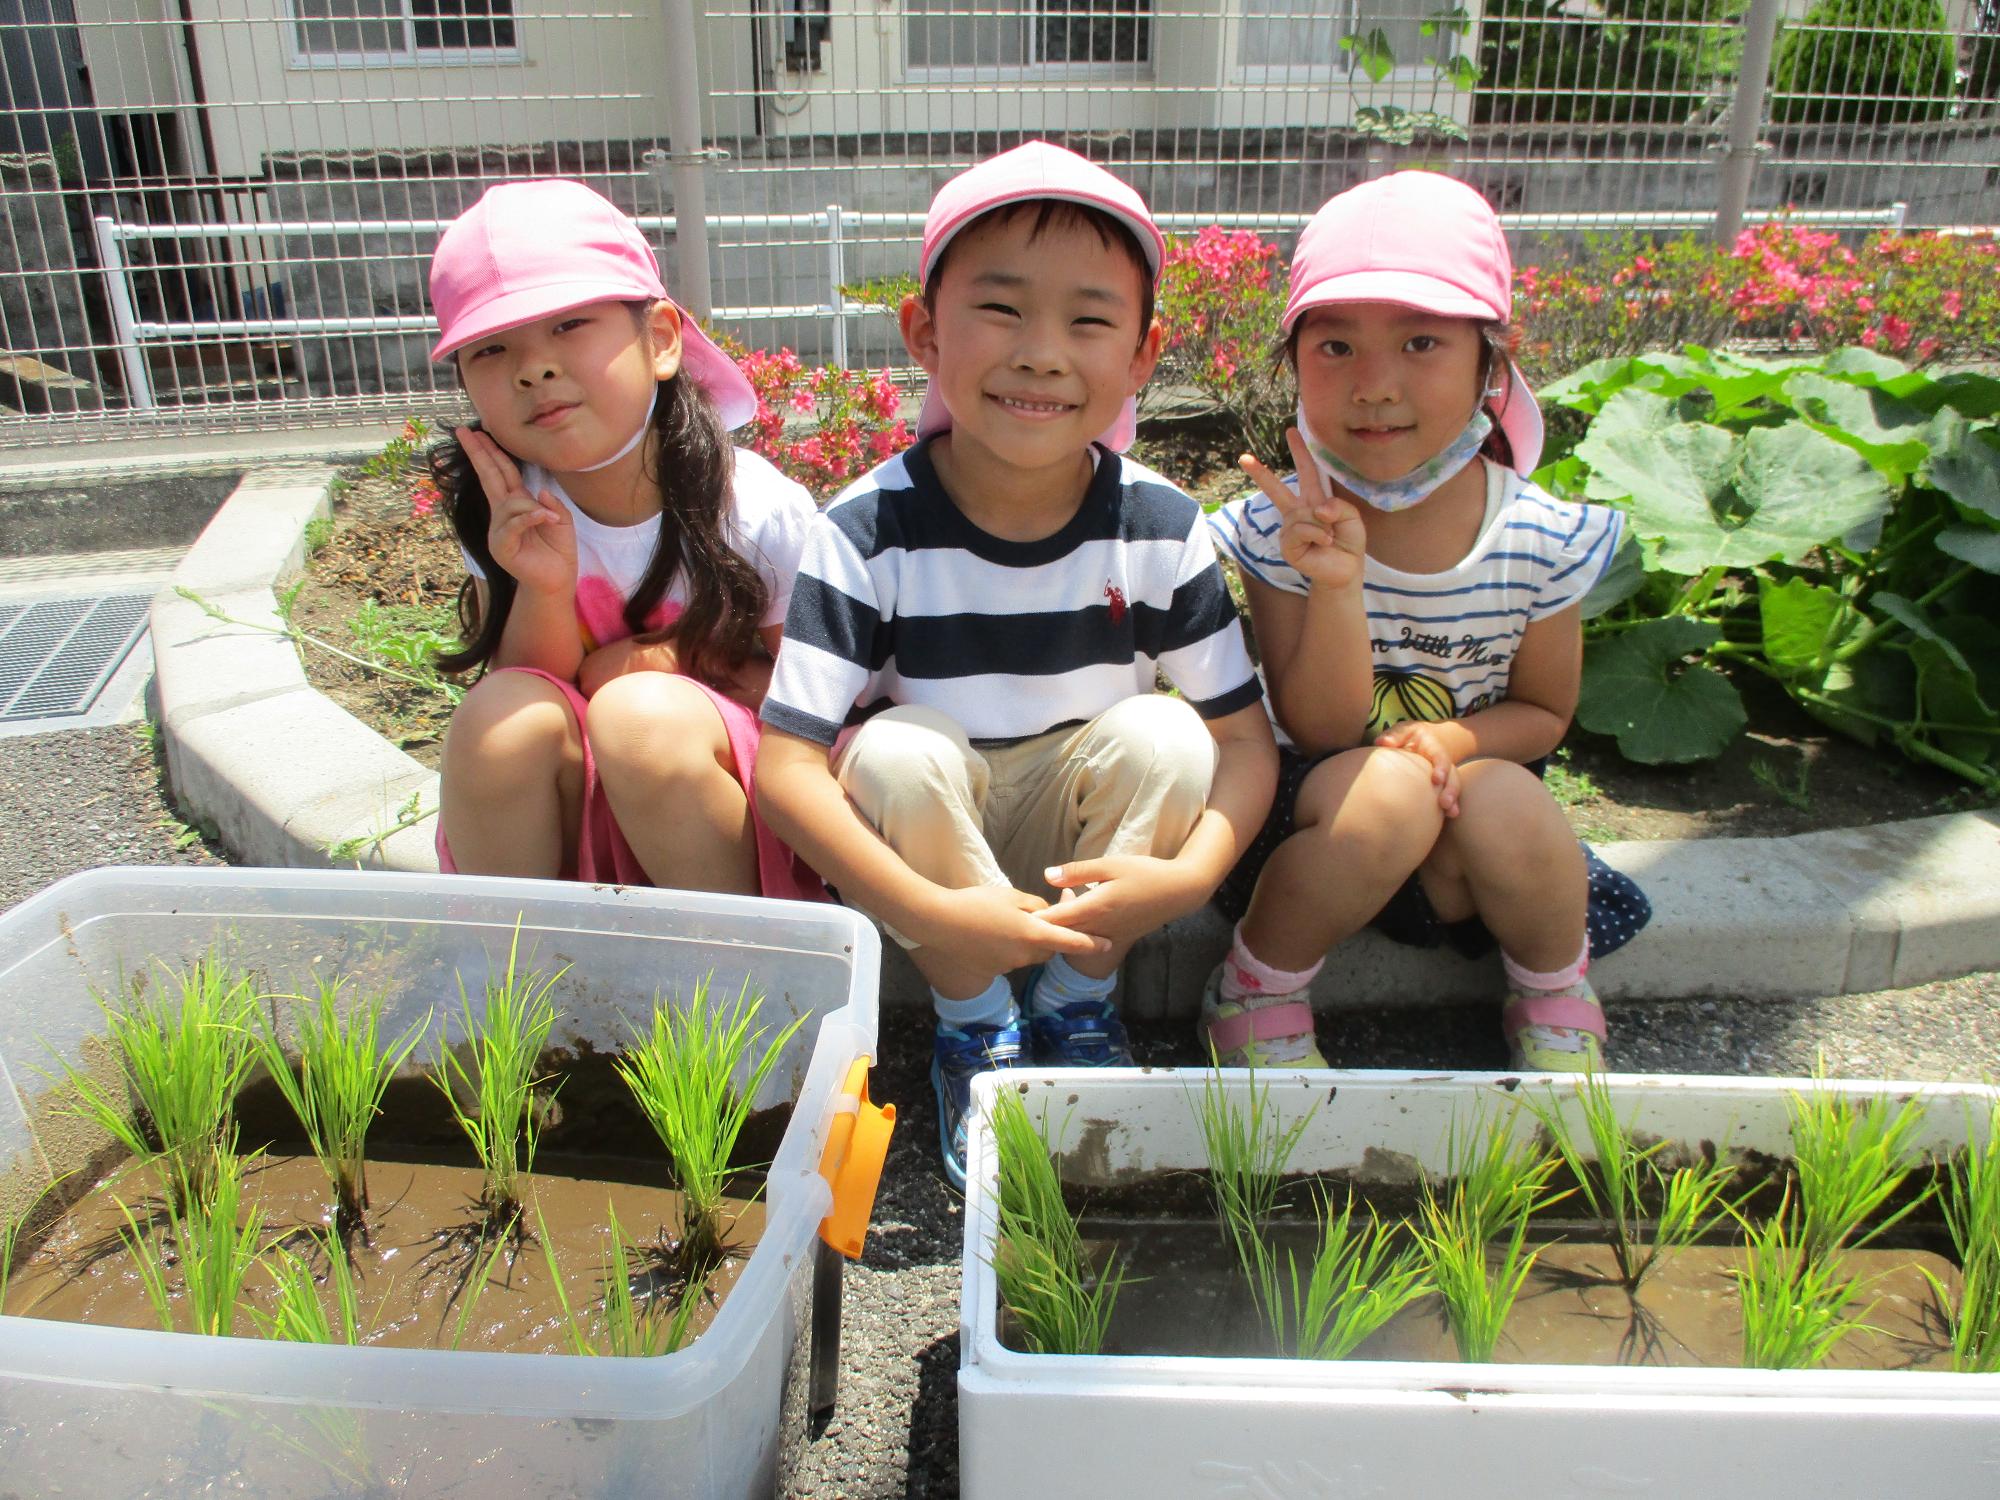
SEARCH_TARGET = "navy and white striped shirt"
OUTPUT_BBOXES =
[1208,461,1624,740]
[763,439,1263,749]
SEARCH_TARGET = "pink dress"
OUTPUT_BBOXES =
[439,454,825,903]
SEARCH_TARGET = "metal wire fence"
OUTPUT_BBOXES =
[0,0,1994,442]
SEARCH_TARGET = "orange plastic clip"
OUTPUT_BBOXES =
[817,1056,895,1259]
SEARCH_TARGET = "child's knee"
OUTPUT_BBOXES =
[447,672,579,768]
[837,705,985,825]
[587,672,725,769]
[1297,747,1444,863]
[1091,693,1216,802]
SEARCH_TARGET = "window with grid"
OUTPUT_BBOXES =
[292,0,518,61]
[906,0,1153,72]
[1240,0,1440,75]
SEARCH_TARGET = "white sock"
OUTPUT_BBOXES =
[1028,954,1117,1017]
[933,975,1017,1031]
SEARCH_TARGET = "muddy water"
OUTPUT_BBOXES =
[4,1154,765,1352]
[1072,1216,1959,1371]
[3,1058,786,1354]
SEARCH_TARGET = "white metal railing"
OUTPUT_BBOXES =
[90,199,1912,413]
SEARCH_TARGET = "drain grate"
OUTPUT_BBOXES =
[0,593,151,723]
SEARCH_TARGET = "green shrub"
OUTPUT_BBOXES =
[1477,0,1744,126]
[1769,0,1957,125]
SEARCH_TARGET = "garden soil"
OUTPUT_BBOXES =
[290,460,1986,843]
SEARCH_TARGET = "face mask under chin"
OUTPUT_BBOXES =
[1296,400,1493,514]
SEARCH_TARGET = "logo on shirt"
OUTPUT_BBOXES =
[1104,583,1127,625]
[1368,668,1456,737]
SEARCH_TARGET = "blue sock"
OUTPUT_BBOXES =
[933,975,1017,1032]
[1028,954,1117,1017]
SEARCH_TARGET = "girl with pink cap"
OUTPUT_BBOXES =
[425,179,821,900]
[1207,172,1649,1072]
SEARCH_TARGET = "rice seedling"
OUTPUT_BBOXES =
[446,1235,514,1351]
[252,975,428,1238]
[120,1149,265,1337]
[1286,1191,1431,1361]
[1925,1101,2000,1373]
[1731,1191,1875,1370]
[1787,1082,1930,1268]
[57,954,260,1213]
[988,1085,1126,1356]
[537,1203,704,1358]
[1439,1102,1563,1244]
[2,1176,67,1311]
[433,924,565,1228]
[255,1230,364,1345]
[614,976,805,1277]
[1417,1197,1539,1364]
[1413,1103,1562,1363]
[1192,1063,1315,1283]
[1529,1068,1742,1291]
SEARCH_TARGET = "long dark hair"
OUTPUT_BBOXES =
[433,357,768,683]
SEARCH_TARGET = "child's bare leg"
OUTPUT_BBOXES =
[440,671,584,877]
[1240,746,1446,971]
[1418,760,1586,967]
[589,673,759,895]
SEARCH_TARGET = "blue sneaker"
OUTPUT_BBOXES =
[931,1018,1026,1191]
[1022,966,1134,1066]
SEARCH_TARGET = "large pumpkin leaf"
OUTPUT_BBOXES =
[1579,530,1646,619]
[1578,617,1744,763]
[1781,371,1931,483]
[1759,576,1851,674]
[1923,371,2000,421]
[1926,427,2000,521]
[1577,394,1893,574]
[1937,524,2000,573]
[1807,651,1913,748]
[1909,637,1999,767]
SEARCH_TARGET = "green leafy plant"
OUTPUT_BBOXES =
[1285,1191,1432,1361]
[121,1149,265,1337]
[1340,8,1481,143]
[359,417,432,484]
[1751,752,1814,811]
[56,955,261,1213]
[1545,348,2000,789]
[1528,1068,1741,1290]
[1150,226,1295,468]
[614,977,805,1277]
[988,1086,1127,1356]
[344,599,465,705]
[538,1202,704,1358]
[252,976,428,1237]
[433,925,565,1229]
[182,585,463,708]
[256,1229,364,1345]
[1787,1082,1930,1267]
[1731,1191,1876,1369]
[1477,0,1745,127]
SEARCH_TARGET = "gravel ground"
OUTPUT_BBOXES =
[4,720,1998,1498]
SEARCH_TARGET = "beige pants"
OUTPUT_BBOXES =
[833,695,1218,948]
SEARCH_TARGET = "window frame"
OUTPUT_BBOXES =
[284,0,524,70]
[1233,0,1454,85]
[902,0,1156,82]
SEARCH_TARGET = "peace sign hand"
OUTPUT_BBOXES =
[460,426,576,599]
[1239,427,1367,593]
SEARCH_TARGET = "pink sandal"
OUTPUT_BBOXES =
[1502,979,1607,1073]
[1197,964,1329,1068]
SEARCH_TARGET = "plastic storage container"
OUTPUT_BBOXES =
[0,866,885,1499]
[959,1067,2000,1500]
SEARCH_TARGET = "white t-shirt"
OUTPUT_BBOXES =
[1208,460,1624,744]
[461,447,815,650]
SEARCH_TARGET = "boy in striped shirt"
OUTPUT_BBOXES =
[757,142,1277,1186]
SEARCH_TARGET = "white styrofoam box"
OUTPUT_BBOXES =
[959,1068,2000,1500]
[0,866,881,1500]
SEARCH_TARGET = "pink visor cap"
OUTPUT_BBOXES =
[916,141,1166,453]
[1285,172,1542,474]
[428,179,757,432]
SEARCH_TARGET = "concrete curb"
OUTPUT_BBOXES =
[156,467,2000,1014]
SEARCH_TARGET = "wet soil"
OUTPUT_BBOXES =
[292,447,1991,837]
[6,1153,764,1354]
[1082,1216,1956,1372]
[3,1055,792,1354]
